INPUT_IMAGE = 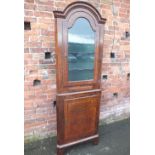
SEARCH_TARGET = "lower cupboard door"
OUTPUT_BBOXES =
[63,94,100,143]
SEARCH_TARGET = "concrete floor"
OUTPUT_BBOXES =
[25,118,130,155]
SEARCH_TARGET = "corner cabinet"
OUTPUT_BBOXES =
[53,2,106,155]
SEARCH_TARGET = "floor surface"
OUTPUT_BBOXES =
[25,118,130,155]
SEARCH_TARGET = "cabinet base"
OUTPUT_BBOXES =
[93,137,99,145]
[57,148,64,155]
[57,134,99,155]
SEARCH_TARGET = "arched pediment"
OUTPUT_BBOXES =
[53,1,106,24]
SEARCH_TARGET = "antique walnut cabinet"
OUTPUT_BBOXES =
[53,2,106,155]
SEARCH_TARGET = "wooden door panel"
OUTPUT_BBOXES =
[64,95,99,142]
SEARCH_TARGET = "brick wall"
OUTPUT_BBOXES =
[24,0,130,142]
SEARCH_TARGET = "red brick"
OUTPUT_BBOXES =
[35,0,54,6]
[24,17,37,22]
[25,10,34,16]
[119,12,129,18]
[36,5,53,12]
[24,3,36,10]
[25,0,34,3]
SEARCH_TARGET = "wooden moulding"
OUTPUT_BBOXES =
[53,1,106,24]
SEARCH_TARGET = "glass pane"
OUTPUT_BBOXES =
[68,18,95,81]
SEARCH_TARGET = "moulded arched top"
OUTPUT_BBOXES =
[53,1,106,24]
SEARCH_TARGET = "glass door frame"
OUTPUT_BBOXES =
[63,11,100,87]
[53,1,106,93]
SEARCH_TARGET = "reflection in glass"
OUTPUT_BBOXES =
[68,18,95,81]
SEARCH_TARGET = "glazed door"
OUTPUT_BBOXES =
[55,8,104,93]
[63,14,100,88]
